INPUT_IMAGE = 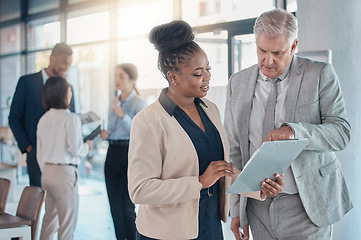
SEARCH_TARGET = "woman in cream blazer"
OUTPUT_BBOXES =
[128,20,234,240]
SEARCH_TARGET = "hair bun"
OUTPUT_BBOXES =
[149,20,194,52]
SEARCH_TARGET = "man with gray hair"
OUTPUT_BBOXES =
[224,8,352,240]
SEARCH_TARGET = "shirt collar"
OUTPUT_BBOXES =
[121,89,136,103]
[158,88,207,116]
[258,56,293,82]
[41,69,49,84]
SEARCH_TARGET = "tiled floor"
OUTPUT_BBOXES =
[4,172,236,240]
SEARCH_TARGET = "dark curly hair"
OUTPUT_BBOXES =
[149,20,202,81]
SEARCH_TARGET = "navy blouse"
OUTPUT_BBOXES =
[138,88,224,240]
[173,99,224,240]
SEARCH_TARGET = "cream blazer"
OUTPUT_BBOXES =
[128,98,231,240]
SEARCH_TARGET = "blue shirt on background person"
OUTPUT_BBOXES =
[107,89,146,140]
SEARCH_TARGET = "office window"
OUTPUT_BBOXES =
[26,50,51,74]
[117,38,166,104]
[287,0,297,12]
[28,0,59,15]
[233,34,257,73]
[0,56,21,126]
[67,44,110,119]
[27,17,60,51]
[67,9,110,44]
[195,31,228,120]
[0,25,21,55]
[117,0,173,38]
[200,0,221,16]
[196,31,228,87]
[118,38,164,90]
[0,0,20,22]
[69,0,94,4]
[182,0,275,26]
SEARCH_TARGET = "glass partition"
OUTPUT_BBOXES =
[0,0,21,22]
[287,0,297,12]
[182,0,275,26]
[117,38,167,105]
[195,31,228,120]
[67,10,110,44]
[26,50,51,74]
[117,0,173,38]
[233,34,257,74]
[27,16,60,51]
[0,55,22,126]
[0,25,21,55]
[68,43,110,117]
[28,0,59,15]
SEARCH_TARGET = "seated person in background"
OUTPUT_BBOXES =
[37,76,93,240]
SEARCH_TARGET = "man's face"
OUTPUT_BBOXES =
[256,33,298,79]
[49,53,73,77]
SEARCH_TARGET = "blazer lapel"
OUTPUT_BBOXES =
[34,71,44,98]
[240,66,259,162]
[200,103,226,157]
[285,55,305,123]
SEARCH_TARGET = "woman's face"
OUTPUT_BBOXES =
[172,50,211,98]
[114,67,134,92]
[66,86,72,106]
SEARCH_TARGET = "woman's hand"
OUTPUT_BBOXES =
[111,97,125,118]
[260,173,284,197]
[99,129,109,140]
[199,160,235,189]
[86,140,94,151]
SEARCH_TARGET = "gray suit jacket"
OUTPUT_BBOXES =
[224,55,353,227]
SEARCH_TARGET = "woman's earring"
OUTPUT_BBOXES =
[174,82,177,86]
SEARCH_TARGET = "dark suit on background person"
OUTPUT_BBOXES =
[9,71,75,187]
[9,42,74,187]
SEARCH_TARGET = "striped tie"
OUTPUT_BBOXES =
[262,78,279,141]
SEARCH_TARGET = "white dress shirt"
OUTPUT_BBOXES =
[41,69,49,84]
[249,63,298,194]
[37,108,89,171]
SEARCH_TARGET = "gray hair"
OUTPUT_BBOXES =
[254,8,298,45]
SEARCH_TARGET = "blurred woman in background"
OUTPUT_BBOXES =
[100,63,146,240]
[37,76,93,240]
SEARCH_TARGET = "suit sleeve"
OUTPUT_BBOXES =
[36,125,44,172]
[128,112,200,205]
[224,75,249,225]
[285,63,351,152]
[8,77,30,153]
[69,85,75,113]
[224,75,243,170]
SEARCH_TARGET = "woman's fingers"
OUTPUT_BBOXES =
[212,161,235,174]
[200,161,235,188]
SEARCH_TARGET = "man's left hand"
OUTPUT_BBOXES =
[265,125,294,142]
[261,173,284,197]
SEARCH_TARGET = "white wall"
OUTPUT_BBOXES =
[297,1,361,239]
